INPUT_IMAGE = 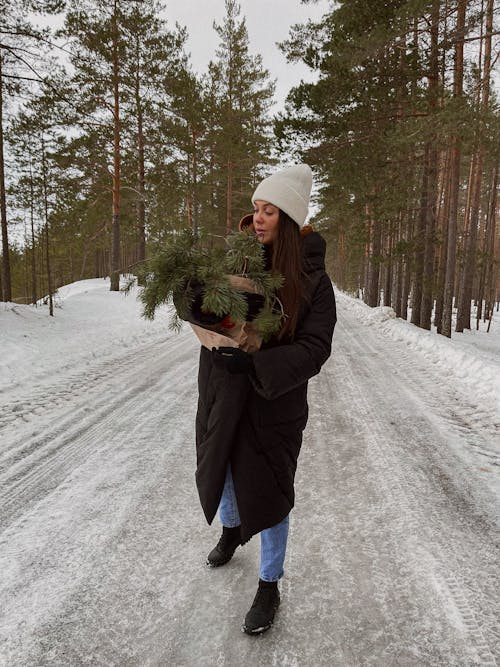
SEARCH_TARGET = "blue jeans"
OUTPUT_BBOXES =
[219,466,289,582]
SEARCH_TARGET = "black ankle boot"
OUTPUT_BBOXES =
[206,526,242,567]
[242,579,280,635]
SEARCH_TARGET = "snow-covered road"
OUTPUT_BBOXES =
[1,287,499,666]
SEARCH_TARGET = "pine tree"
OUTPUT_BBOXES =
[0,0,63,301]
[206,0,275,234]
[62,0,132,291]
[119,0,188,265]
[441,0,467,338]
[278,0,498,335]
[456,0,495,332]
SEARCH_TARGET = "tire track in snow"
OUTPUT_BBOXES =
[334,315,500,665]
[0,341,203,667]
[0,332,199,532]
[338,293,500,465]
[0,331,192,468]
[382,342,500,467]
[0,330,188,436]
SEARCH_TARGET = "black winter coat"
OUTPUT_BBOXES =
[194,226,336,543]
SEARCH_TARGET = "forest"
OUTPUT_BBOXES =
[0,0,498,337]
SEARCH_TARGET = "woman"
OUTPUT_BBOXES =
[190,164,336,635]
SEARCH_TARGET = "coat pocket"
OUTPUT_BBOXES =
[256,384,308,427]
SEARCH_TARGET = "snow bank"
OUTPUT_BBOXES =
[337,290,500,420]
[0,278,172,394]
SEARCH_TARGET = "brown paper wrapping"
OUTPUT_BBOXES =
[189,275,263,352]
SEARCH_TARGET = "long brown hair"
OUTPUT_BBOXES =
[272,211,306,340]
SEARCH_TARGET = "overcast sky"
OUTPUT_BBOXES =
[161,0,330,112]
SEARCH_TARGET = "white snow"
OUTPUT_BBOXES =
[339,293,500,438]
[1,278,175,396]
[0,279,499,666]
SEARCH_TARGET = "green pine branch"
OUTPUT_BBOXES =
[126,228,284,341]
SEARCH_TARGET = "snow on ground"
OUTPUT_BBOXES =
[339,293,500,454]
[340,294,500,407]
[1,278,172,397]
[0,280,499,666]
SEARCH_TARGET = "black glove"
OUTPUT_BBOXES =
[245,292,265,321]
[213,346,254,375]
[189,281,226,326]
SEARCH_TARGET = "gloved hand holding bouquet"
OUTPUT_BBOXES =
[126,228,284,353]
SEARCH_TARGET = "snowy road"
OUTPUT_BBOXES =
[1,298,499,666]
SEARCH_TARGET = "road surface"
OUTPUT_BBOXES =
[1,302,499,666]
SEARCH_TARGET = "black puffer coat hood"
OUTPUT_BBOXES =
[194,219,336,543]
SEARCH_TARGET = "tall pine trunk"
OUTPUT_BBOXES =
[0,52,11,302]
[226,159,233,233]
[110,0,121,292]
[441,0,466,337]
[41,136,53,316]
[29,153,37,304]
[420,1,440,330]
[191,128,199,235]
[435,150,451,331]
[394,213,404,317]
[456,0,493,331]
[365,202,381,307]
[411,146,430,325]
[135,41,146,266]
[384,223,393,307]
[481,163,498,326]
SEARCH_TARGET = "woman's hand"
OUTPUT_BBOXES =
[213,347,254,375]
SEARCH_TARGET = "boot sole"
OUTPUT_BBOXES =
[205,554,234,567]
[241,621,273,635]
[241,598,280,635]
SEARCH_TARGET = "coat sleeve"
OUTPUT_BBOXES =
[250,274,336,400]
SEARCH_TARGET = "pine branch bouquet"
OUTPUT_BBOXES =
[127,228,284,351]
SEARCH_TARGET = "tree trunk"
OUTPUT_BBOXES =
[394,214,404,317]
[482,163,498,327]
[435,151,451,332]
[384,224,392,307]
[135,43,146,266]
[420,145,438,329]
[365,203,381,307]
[186,146,193,230]
[226,159,233,233]
[456,0,493,332]
[0,52,11,302]
[29,154,37,305]
[226,158,233,234]
[411,145,430,325]
[441,0,466,338]
[192,129,199,235]
[456,150,483,331]
[41,135,53,316]
[420,1,440,330]
[110,0,121,292]
[338,230,346,289]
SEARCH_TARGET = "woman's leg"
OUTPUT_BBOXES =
[259,515,290,582]
[242,516,289,634]
[218,465,241,528]
[207,465,242,567]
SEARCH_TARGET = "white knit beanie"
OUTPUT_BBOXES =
[251,164,313,227]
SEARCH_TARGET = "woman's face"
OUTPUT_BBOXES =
[253,200,279,245]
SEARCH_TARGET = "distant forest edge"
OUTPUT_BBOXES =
[0,0,498,337]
